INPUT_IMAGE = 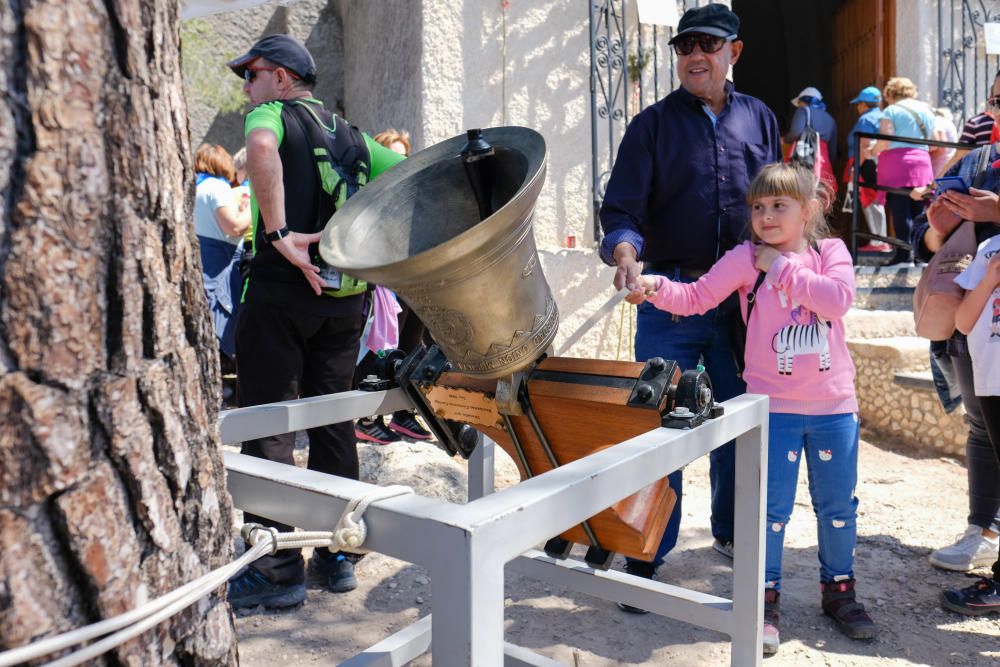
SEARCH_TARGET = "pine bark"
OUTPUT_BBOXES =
[0,0,237,664]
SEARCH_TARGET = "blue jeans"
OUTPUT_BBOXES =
[629,286,746,568]
[765,412,860,589]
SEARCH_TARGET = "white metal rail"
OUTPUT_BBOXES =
[222,390,769,666]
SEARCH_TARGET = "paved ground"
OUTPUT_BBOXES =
[231,431,1000,665]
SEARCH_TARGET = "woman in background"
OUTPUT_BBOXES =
[194,143,250,365]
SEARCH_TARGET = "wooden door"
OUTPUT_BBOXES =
[830,0,895,161]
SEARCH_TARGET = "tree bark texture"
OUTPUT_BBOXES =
[0,1,237,664]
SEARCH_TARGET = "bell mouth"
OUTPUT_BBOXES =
[318,127,546,283]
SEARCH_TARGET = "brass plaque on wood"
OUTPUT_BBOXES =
[422,385,503,430]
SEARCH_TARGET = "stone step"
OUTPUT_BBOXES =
[848,334,964,456]
[852,264,922,312]
[894,370,934,392]
[843,308,916,339]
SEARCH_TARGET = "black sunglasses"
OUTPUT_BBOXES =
[243,66,279,82]
[988,96,1000,109]
[672,33,727,56]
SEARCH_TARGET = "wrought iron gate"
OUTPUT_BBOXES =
[939,1,1000,125]
[587,0,708,243]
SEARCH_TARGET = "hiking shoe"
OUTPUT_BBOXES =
[941,577,1000,616]
[388,411,433,440]
[227,566,306,610]
[617,560,656,614]
[712,538,734,560]
[929,525,1000,572]
[355,417,401,445]
[821,579,876,640]
[763,588,780,655]
[309,551,359,593]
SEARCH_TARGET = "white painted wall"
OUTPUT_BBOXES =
[417,0,630,360]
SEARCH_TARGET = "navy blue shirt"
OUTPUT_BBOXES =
[599,81,781,269]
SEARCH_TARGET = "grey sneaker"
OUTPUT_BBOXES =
[763,588,780,655]
[929,525,999,572]
[712,539,734,560]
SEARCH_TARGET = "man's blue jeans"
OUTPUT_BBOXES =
[630,290,745,568]
[765,412,860,589]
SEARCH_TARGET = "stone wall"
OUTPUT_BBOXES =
[184,0,346,154]
[844,311,967,457]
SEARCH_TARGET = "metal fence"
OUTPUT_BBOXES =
[588,0,708,243]
[939,0,1000,125]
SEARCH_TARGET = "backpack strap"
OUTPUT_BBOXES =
[971,142,994,189]
[745,271,767,322]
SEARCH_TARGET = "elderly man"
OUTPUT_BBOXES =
[224,35,405,610]
[599,3,780,611]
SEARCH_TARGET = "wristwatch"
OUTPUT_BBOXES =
[264,225,289,243]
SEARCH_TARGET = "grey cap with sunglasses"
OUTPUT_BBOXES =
[668,3,739,45]
[228,34,317,85]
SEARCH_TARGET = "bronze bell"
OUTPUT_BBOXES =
[318,127,557,379]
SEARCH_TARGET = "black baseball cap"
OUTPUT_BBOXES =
[668,3,740,44]
[228,34,317,84]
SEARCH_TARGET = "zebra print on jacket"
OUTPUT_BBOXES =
[771,320,832,375]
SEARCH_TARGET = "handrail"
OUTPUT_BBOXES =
[848,131,980,260]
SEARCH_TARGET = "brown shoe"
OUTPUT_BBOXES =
[821,579,876,640]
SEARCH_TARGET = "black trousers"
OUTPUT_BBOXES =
[236,299,364,584]
[949,350,1000,532]
[979,395,1000,580]
[885,192,924,263]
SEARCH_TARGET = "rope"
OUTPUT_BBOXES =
[331,485,414,552]
[0,485,414,667]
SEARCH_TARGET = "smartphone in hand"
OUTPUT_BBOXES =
[934,175,970,196]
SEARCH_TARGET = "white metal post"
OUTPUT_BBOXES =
[729,404,769,667]
[468,437,497,501]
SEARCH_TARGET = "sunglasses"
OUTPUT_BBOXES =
[672,33,728,56]
[243,66,279,82]
[988,96,1000,109]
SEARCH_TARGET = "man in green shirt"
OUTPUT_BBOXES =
[225,35,404,610]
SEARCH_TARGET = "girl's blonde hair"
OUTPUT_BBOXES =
[746,163,832,245]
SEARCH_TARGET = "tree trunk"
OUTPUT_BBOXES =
[0,0,237,664]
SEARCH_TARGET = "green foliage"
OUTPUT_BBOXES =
[627,47,655,84]
[181,19,247,115]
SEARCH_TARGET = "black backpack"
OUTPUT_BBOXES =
[790,107,820,172]
[282,99,372,297]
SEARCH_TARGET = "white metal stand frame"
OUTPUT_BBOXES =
[220,389,769,666]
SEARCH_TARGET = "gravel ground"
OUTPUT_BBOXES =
[230,431,1000,665]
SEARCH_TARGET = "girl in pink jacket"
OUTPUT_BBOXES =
[635,163,874,654]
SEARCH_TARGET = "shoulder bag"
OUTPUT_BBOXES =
[912,145,992,340]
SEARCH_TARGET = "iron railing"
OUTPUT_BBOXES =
[588,0,707,243]
[939,0,1000,125]
[848,131,972,258]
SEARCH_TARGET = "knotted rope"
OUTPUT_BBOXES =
[0,484,414,667]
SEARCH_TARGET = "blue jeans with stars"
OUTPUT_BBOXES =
[765,412,860,589]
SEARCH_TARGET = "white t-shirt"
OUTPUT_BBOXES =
[955,234,1000,396]
[194,177,239,244]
